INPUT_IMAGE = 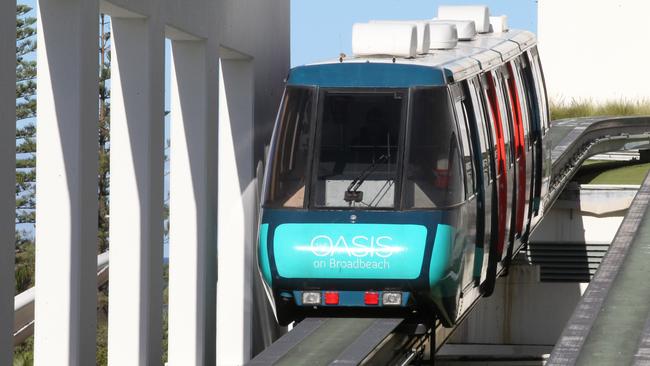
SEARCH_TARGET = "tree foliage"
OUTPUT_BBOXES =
[15,3,37,297]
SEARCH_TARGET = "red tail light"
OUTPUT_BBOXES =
[324,291,339,305]
[364,291,379,305]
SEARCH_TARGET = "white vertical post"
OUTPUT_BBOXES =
[107,16,165,366]
[217,57,255,365]
[33,0,99,365]
[0,0,16,363]
[168,40,219,366]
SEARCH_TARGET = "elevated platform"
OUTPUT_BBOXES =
[546,116,650,211]
[548,171,650,365]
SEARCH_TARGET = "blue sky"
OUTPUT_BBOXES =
[21,0,537,67]
[290,0,538,66]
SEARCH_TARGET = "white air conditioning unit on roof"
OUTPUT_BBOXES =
[430,20,476,41]
[489,15,508,33]
[370,20,431,54]
[437,5,490,33]
[429,23,458,50]
[352,23,418,58]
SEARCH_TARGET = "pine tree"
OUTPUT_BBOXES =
[13,3,37,363]
[95,15,112,366]
[15,3,37,294]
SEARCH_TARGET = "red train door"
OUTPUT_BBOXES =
[482,72,507,258]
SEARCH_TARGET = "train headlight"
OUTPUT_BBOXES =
[302,291,321,305]
[382,292,402,306]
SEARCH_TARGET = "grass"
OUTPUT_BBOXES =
[573,160,650,185]
[550,99,650,120]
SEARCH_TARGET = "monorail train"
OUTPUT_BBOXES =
[257,5,552,327]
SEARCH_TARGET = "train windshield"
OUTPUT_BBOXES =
[312,91,405,208]
[264,86,462,210]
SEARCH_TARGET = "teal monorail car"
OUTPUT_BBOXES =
[258,5,551,327]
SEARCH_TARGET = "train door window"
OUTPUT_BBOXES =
[520,53,542,138]
[494,68,514,167]
[528,47,550,133]
[479,74,499,157]
[403,87,463,208]
[486,70,512,167]
[265,86,315,208]
[505,62,525,159]
[511,58,532,151]
[312,90,404,208]
[452,85,476,198]
[467,77,492,180]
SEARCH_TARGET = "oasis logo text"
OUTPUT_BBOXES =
[309,235,396,258]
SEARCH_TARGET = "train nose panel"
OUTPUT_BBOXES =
[273,223,428,280]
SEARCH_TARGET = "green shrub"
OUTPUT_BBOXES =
[13,337,33,366]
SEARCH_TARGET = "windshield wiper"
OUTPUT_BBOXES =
[344,154,389,204]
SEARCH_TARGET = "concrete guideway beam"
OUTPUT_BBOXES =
[33,0,100,365]
[0,0,16,364]
[168,39,219,366]
[107,15,165,366]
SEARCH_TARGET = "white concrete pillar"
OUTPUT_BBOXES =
[216,56,255,365]
[167,39,219,366]
[107,16,165,366]
[0,0,16,363]
[33,0,99,365]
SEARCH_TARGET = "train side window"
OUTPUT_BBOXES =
[404,87,464,208]
[453,92,476,198]
[265,87,315,208]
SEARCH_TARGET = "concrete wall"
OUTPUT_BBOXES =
[219,1,290,164]
[538,0,650,103]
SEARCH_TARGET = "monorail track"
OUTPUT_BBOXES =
[248,265,503,365]
[247,317,430,366]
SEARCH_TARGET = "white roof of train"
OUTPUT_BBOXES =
[310,29,536,82]
[307,9,536,82]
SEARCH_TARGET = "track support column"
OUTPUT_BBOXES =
[33,0,99,364]
[167,38,219,366]
[216,54,255,365]
[107,15,165,366]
